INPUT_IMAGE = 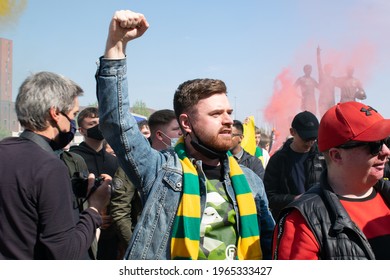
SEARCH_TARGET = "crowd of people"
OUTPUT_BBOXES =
[1,9,390,260]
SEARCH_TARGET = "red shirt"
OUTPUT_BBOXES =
[273,189,390,259]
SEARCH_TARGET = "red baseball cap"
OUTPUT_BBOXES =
[318,102,390,152]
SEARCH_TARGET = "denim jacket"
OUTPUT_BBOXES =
[96,57,275,260]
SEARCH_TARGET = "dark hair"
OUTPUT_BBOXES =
[77,107,99,127]
[173,78,227,121]
[148,109,176,135]
[232,120,244,134]
[137,119,149,130]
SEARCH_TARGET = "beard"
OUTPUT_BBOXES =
[195,127,233,152]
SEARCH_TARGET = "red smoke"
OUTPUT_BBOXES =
[263,68,301,153]
[262,41,376,154]
[259,1,389,153]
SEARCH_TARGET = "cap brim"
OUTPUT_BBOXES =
[297,129,318,140]
[353,119,390,142]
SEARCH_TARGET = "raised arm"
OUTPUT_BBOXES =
[104,10,149,59]
[316,46,323,83]
[97,9,162,199]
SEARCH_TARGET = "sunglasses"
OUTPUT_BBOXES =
[337,137,390,156]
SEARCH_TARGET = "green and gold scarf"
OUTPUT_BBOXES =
[255,146,265,167]
[171,137,262,260]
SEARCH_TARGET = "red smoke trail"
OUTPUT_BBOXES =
[263,67,301,154]
[263,42,376,155]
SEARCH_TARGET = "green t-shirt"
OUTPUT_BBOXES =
[198,177,238,260]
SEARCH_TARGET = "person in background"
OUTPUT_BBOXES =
[69,107,120,259]
[255,127,262,148]
[316,46,337,118]
[0,71,111,259]
[148,109,182,150]
[111,109,182,258]
[273,102,390,259]
[230,120,265,180]
[259,132,271,168]
[241,117,268,168]
[336,66,366,103]
[263,111,326,220]
[254,127,265,166]
[56,140,98,259]
[294,64,319,116]
[137,119,151,139]
[96,9,275,260]
[253,126,271,169]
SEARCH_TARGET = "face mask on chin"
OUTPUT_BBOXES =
[86,124,104,141]
[188,129,226,160]
[184,117,226,159]
[190,136,226,159]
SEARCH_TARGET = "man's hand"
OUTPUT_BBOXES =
[104,10,149,59]
[87,173,112,214]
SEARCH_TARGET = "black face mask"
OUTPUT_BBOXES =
[50,117,77,151]
[190,135,226,159]
[86,124,104,141]
[189,124,226,160]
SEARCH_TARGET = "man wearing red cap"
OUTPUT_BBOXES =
[272,101,390,259]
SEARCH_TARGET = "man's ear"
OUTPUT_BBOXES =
[78,121,87,136]
[49,107,60,123]
[179,114,191,134]
[156,130,163,141]
[289,127,295,137]
[78,126,85,136]
[329,148,342,162]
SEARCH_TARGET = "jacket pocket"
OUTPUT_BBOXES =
[163,170,183,192]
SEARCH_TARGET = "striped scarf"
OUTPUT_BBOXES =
[170,137,262,260]
[255,146,265,166]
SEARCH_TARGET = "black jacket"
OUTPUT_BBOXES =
[237,149,265,180]
[275,172,390,259]
[263,138,326,219]
[69,141,119,259]
[69,142,118,177]
[0,132,101,259]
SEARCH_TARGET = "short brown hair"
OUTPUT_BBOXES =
[148,109,176,135]
[77,107,99,127]
[173,79,227,120]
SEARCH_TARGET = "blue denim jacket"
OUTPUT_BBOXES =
[96,57,275,260]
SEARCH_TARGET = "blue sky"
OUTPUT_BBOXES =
[2,0,390,140]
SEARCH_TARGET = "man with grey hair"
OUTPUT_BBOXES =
[0,71,111,259]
